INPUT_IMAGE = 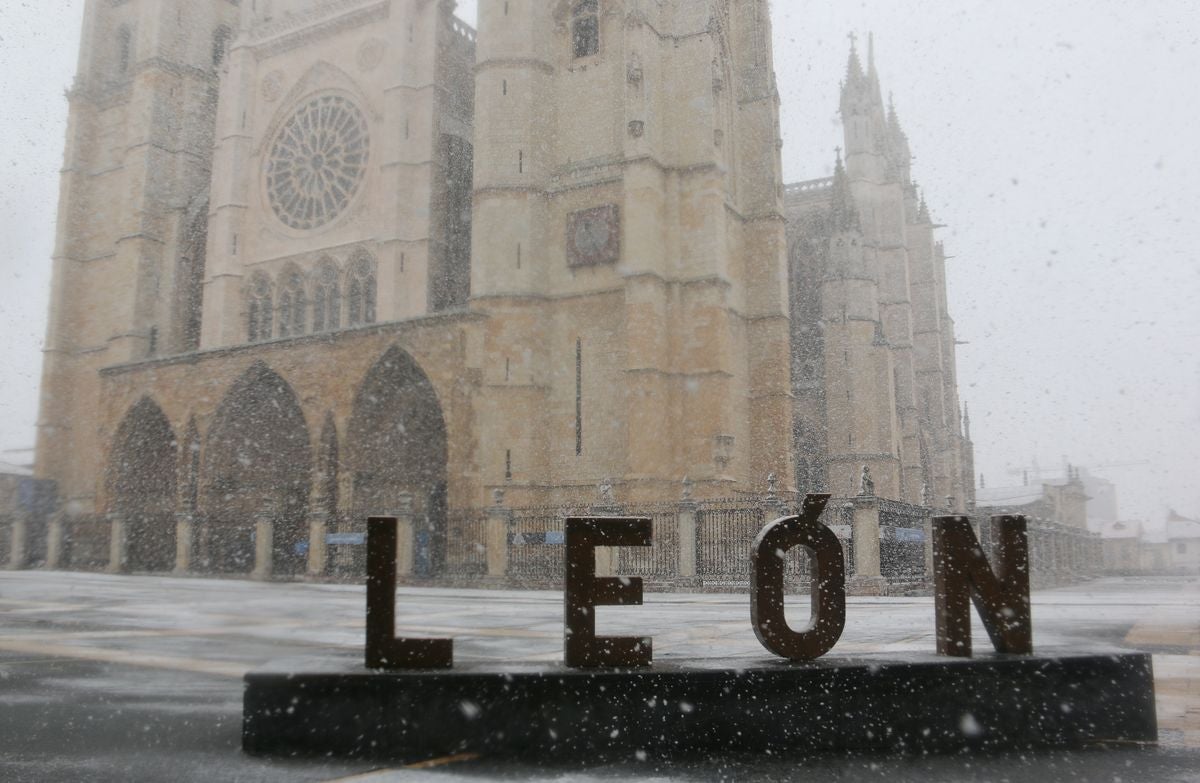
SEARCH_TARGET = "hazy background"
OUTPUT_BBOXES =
[1,0,1196,527]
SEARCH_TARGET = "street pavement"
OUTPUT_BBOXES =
[0,571,1197,782]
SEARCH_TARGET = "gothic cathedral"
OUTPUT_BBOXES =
[34,1,972,578]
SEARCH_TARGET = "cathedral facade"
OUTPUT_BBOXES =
[33,0,970,578]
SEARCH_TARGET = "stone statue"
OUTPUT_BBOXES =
[859,465,875,497]
[598,478,615,506]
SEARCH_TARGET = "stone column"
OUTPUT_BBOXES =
[45,512,65,570]
[677,500,698,579]
[174,513,194,574]
[252,513,274,581]
[485,492,511,579]
[7,513,27,570]
[394,494,415,578]
[849,497,886,595]
[106,513,127,574]
[307,511,329,578]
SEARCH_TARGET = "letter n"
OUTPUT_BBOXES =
[933,515,1032,657]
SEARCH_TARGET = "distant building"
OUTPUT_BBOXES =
[1097,510,1200,575]
[972,468,1097,583]
[1165,510,1200,573]
[1099,519,1144,573]
[1079,468,1118,531]
[975,468,1089,530]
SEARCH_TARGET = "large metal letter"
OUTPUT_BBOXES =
[365,516,453,670]
[933,515,1032,657]
[750,494,846,660]
[564,517,652,668]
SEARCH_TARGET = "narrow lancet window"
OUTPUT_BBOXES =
[247,274,273,342]
[572,0,599,59]
[346,253,377,326]
[277,268,306,338]
[312,260,341,333]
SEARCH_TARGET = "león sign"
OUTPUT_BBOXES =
[363,493,1033,670]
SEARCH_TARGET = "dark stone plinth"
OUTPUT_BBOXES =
[243,650,1157,762]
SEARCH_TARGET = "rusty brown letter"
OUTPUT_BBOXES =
[365,516,453,670]
[750,493,846,660]
[933,515,1032,657]
[564,517,653,669]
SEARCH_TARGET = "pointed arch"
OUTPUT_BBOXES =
[572,0,600,59]
[246,272,273,342]
[347,346,449,577]
[201,362,312,575]
[277,264,307,338]
[345,250,377,327]
[108,397,178,572]
[312,258,341,333]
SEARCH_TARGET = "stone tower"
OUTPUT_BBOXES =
[36,0,240,502]
[470,0,794,503]
[786,38,974,509]
[837,37,927,502]
[38,0,476,524]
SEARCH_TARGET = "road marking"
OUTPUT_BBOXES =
[320,754,480,781]
[0,638,247,678]
[404,753,480,769]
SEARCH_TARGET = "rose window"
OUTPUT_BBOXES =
[266,95,369,231]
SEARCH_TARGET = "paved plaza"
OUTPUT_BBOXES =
[0,571,1197,781]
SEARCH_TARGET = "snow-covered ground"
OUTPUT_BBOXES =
[0,571,1196,782]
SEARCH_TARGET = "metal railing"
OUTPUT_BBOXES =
[445,509,487,577]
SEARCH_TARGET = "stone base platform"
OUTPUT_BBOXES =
[243,650,1157,762]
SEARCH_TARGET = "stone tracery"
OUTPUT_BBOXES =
[266,94,369,231]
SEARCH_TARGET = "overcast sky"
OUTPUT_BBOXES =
[0,1,1196,524]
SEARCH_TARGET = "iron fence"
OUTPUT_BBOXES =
[326,514,367,579]
[818,498,857,579]
[614,503,680,579]
[878,498,929,582]
[445,508,487,577]
[507,505,583,585]
[696,499,764,582]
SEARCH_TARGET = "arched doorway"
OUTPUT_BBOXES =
[347,346,449,577]
[202,362,312,576]
[109,397,178,572]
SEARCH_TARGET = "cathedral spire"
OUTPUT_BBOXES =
[844,32,865,85]
[829,149,860,232]
[841,32,887,157]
